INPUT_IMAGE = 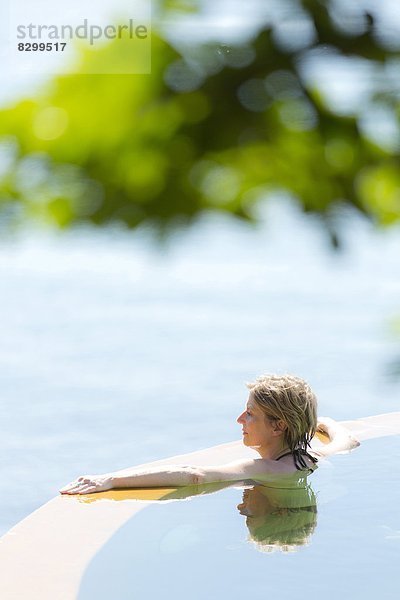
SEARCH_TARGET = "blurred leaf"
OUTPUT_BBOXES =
[1,0,400,243]
[163,0,200,13]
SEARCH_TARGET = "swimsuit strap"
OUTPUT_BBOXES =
[275,449,318,471]
[275,451,294,461]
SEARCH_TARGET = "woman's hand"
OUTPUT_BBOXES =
[315,417,360,456]
[60,474,114,495]
[316,416,337,438]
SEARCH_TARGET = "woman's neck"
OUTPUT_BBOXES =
[256,441,290,460]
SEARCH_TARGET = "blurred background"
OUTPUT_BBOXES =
[1,0,400,535]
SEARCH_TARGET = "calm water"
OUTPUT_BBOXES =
[1,198,400,541]
[78,437,399,600]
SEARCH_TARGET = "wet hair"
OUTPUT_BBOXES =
[247,374,318,466]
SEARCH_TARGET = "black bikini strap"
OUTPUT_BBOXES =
[275,449,318,471]
[275,451,294,461]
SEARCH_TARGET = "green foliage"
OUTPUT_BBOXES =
[1,0,400,241]
[163,0,200,12]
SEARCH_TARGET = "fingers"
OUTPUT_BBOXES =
[60,478,85,493]
[70,485,96,494]
[59,481,79,494]
[60,475,98,495]
[60,484,96,495]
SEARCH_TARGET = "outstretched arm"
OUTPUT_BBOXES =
[313,417,360,458]
[60,465,202,494]
[60,458,285,495]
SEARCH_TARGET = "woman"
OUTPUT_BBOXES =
[60,374,359,495]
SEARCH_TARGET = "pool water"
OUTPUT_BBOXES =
[78,436,399,600]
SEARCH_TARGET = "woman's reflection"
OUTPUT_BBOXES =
[238,483,317,553]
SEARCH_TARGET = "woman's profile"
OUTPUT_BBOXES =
[60,374,359,495]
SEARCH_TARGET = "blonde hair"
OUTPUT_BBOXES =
[247,374,317,454]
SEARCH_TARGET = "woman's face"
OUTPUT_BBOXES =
[237,393,274,448]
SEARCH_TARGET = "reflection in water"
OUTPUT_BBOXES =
[238,483,317,553]
[76,475,317,555]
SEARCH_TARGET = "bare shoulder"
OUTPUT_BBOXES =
[243,457,297,476]
[198,457,297,485]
